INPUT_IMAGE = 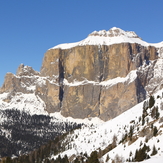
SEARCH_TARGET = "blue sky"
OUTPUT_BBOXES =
[0,0,163,86]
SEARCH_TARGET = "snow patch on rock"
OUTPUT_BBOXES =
[63,70,137,88]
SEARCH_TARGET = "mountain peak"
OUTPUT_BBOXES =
[51,27,149,50]
[51,27,163,50]
[89,27,140,39]
[16,64,40,76]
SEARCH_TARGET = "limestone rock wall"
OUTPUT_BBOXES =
[41,44,157,82]
[39,43,157,121]
[0,43,158,121]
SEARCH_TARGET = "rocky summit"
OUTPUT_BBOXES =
[1,27,163,121]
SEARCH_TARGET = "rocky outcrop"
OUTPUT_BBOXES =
[40,43,157,121]
[41,44,157,81]
[0,28,160,121]
[60,79,138,121]
[0,64,61,112]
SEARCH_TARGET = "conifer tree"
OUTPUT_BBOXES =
[149,96,155,108]
[87,151,99,163]
[151,145,157,156]
[153,126,158,136]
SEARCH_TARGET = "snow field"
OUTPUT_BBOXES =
[50,89,163,162]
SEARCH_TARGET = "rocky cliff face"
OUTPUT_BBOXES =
[0,27,162,121]
[40,42,158,121]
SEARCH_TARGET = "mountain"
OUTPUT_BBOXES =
[45,90,163,163]
[1,27,163,121]
[0,27,163,162]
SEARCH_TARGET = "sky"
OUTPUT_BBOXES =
[0,0,163,86]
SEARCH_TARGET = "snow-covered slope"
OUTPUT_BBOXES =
[0,92,47,115]
[51,27,163,49]
[48,89,163,163]
[133,156,163,163]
